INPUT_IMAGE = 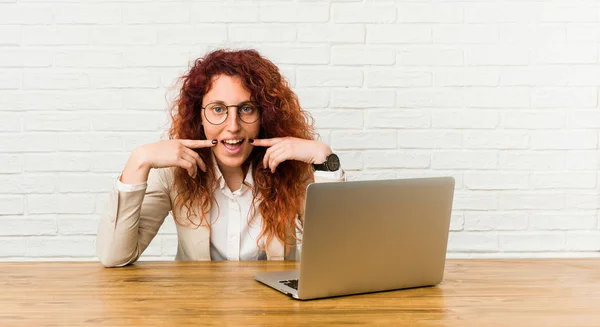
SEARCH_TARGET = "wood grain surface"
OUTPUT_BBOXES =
[1,259,599,326]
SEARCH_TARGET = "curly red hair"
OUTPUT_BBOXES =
[169,49,315,251]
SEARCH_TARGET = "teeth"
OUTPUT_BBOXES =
[223,139,242,145]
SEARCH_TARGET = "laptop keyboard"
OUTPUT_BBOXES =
[279,279,299,290]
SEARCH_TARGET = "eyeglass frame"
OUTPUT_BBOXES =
[200,101,261,125]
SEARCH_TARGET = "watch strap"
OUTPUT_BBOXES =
[312,162,328,171]
[312,153,339,172]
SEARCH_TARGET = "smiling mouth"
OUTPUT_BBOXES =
[222,139,245,146]
[221,139,246,153]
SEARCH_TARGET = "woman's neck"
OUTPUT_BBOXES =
[217,162,245,192]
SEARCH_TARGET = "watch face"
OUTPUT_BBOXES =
[327,154,340,171]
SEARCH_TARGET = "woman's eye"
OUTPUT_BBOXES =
[213,106,225,113]
[240,105,254,114]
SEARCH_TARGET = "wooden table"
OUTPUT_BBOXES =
[1,259,599,326]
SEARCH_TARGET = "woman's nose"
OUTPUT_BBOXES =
[225,109,241,131]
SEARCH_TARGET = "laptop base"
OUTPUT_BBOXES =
[254,270,300,299]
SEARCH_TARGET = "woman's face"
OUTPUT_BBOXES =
[201,74,260,170]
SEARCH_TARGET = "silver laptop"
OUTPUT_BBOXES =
[253,176,455,300]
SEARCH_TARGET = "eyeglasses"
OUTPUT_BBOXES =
[201,101,261,125]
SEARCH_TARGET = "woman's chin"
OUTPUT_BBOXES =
[214,149,251,169]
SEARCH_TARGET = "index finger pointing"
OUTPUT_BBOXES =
[179,139,217,148]
[250,138,282,147]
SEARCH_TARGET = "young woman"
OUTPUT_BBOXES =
[96,49,345,267]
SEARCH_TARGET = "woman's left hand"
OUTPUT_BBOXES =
[251,137,332,173]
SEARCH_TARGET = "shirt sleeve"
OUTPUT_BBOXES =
[115,174,148,192]
[313,166,346,183]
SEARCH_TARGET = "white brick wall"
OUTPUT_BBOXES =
[1,0,599,261]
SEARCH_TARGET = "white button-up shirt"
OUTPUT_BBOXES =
[116,163,344,260]
[208,165,265,260]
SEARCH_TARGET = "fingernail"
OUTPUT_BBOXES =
[211,139,217,145]
[249,139,254,144]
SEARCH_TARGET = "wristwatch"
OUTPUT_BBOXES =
[313,153,340,172]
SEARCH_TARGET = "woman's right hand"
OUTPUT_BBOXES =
[120,139,217,184]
